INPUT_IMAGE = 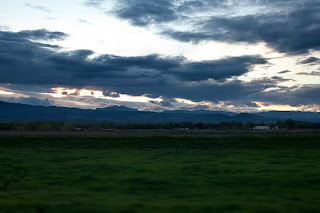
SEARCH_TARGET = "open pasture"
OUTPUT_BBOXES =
[0,133,320,212]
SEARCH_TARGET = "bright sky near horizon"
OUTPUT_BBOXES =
[0,0,319,112]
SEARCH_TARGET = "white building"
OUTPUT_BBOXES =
[253,126,271,130]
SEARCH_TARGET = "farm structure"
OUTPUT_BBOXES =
[253,126,271,130]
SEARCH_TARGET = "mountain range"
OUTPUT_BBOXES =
[0,101,319,123]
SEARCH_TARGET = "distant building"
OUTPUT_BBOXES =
[75,128,83,131]
[253,126,271,130]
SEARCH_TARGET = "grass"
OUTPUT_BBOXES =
[0,134,320,212]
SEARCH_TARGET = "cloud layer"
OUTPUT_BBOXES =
[112,0,320,54]
[0,28,319,110]
[0,29,266,89]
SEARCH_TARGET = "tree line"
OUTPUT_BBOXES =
[0,120,319,131]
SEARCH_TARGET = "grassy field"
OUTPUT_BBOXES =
[0,133,320,212]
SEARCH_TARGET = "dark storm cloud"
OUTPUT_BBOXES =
[139,80,273,103]
[112,0,208,26]
[68,49,95,58]
[0,28,266,86]
[0,29,68,42]
[165,5,320,54]
[94,54,267,82]
[174,56,267,81]
[0,29,267,102]
[253,85,320,106]
[278,70,291,74]
[112,0,320,54]
[1,29,319,107]
[0,29,266,86]
[176,0,302,12]
[114,0,178,26]
[299,57,320,65]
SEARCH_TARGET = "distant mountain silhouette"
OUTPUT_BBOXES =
[233,113,271,123]
[162,110,236,116]
[0,101,319,122]
[254,111,320,122]
[96,105,139,112]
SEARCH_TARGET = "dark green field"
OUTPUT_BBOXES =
[1,133,320,213]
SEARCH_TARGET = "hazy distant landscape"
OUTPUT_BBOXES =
[1,101,320,123]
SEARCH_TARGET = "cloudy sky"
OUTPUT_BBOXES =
[0,0,319,112]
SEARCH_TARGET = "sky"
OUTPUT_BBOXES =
[0,0,319,112]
